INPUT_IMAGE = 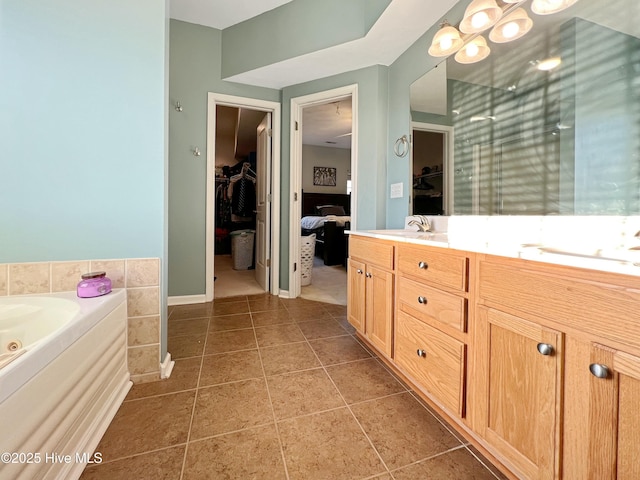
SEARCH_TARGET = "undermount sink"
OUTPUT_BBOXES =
[366,229,449,243]
[520,244,640,266]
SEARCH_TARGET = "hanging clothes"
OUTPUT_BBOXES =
[230,162,257,221]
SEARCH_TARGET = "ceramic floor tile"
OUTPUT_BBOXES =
[248,295,283,312]
[334,315,357,334]
[267,368,344,420]
[288,306,335,322]
[254,323,305,347]
[278,407,386,480]
[199,350,263,387]
[183,425,286,480]
[169,303,212,321]
[296,318,350,340]
[251,309,294,327]
[190,379,273,439]
[204,328,257,355]
[467,445,511,480]
[167,334,206,359]
[308,335,372,366]
[324,304,348,316]
[391,447,497,480]
[208,313,253,332]
[127,357,201,400]
[167,317,209,337]
[96,391,195,461]
[79,446,185,480]
[260,342,322,376]
[350,393,461,470]
[212,300,249,316]
[326,358,406,404]
[213,294,247,304]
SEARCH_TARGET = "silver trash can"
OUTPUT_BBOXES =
[230,229,255,270]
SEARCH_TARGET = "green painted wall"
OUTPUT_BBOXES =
[222,0,391,79]
[385,0,468,228]
[168,20,280,297]
[1,0,167,262]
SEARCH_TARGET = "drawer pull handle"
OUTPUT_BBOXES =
[416,349,427,358]
[356,269,363,274]
[589,363,610,379]
[536,343,554,356]
[418,261,429,270]
[417,296,428,305]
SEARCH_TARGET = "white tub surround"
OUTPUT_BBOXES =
[0,290,130,480]
[351,215,640,276]
[0,258,165,384]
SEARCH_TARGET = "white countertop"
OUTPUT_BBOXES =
[348,215,640,277]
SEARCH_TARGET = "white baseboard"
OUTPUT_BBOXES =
[278,289,292,299]
[168,294,207,306]
[160,353,175,379]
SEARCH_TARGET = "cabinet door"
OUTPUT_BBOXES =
[614,351,640,479]
[347,258,366,333]
[480,307,562,479]
[564,339,640,480]
[365,264,394,357]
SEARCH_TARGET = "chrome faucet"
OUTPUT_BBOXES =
[408,215,432,233]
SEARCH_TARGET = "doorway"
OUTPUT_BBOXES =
[411,122,454,215]
[206,93,281,302]
[289,85,358,302]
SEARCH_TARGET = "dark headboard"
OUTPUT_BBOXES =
[301,191,351,216]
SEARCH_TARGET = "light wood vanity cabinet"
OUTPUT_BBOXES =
[563,339,640,480]
[347,237,394,358]
[348,235,640,480]
[475,254,640,480]
[394,243,470,418]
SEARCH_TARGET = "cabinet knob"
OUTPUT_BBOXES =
[416,349,427,358]
[417,296,428,304]
[365,272,372,278]
[536,343,554,356]
[589,363,610,379]
[418,261,429,270]
[356,269,363,274]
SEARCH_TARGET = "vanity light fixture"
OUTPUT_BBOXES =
[531,0,579,15]
[428,22,464,57]
[428,0,580,64]
[489,8,533,43]
[455,35,491,64]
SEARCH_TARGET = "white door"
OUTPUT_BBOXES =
[255,113,272,290]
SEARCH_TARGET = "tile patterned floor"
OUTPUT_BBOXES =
[81,295,503,480]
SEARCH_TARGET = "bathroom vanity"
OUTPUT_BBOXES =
[347,225,640,480]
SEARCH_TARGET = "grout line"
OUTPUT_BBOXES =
[251,310,292,480]
[90,442,188,467]
[305,334,393,478]
[178,315,211,480]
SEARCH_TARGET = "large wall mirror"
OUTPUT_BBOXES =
[411,0,640,215]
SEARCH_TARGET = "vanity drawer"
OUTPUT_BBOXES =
[398,276,467,332]
[478,256,640,351]
[397,244,468,292]
[395,311,466,416]
[349,236,394,270]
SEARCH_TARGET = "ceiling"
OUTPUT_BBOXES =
[170,0,459,89]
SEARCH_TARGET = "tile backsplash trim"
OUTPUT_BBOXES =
[0,258,162,384]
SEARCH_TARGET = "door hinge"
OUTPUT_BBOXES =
[294,192,298,201]
[294,262,297,272]
[267,128,272,137]
[266,259,271,268]
[267,193,272,202]
[295,121,299,131]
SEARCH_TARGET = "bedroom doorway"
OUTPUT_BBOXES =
[206,93,281,302]
[289,85,358,303]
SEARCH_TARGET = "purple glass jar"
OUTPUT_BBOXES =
[77,271,112,298]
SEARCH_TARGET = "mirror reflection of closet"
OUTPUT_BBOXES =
[412,127,448,215]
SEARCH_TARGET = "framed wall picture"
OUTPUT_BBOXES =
[313,166,337,186]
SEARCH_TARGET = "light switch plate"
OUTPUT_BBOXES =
[390,183,403,199]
